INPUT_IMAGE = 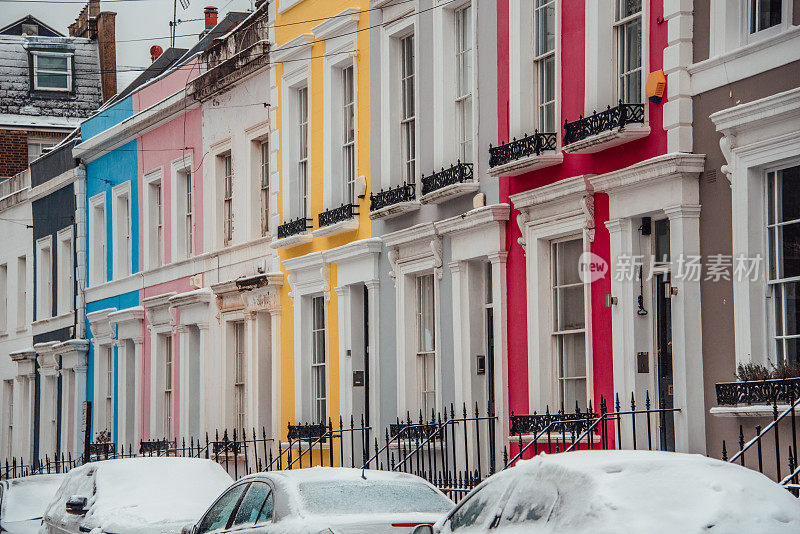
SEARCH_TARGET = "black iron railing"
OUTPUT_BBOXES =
[277,216,312,239]
[87,442,115,458]
[716,377,800,406]
[509,408,597,435]
[421,162,474,196]
[563,101,645,146]
[139,439,175,455]
[488,132,557,167]
[370,182,416,211]
[287,422,328,442]
[318,203,358,228]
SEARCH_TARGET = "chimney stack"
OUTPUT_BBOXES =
[204,7,218,30]
[69,1,117,102]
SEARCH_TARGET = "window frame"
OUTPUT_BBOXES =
[260,140,270,236]
[35,235,53,321]
[746,0,789,43]
[416,274,437,416]
[88,192,107,286]
[297,86,309,220]
[341,65,356,205]
[105,346,114,434]
[17,255,26,329]
[233,321,246,431]
[613,0,644,105]
[111,182,132,280]
[455,4,474,163]
[31,51,73,92]
[311,296,327,424]
[400,33,416,185]
[534,0,557,133]
[0,264,7,332]
[56,226,74,317]
[222,153,234,246]
[164,335,173,438]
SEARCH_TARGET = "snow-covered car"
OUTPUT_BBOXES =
[413,450,800,534]
[185,467,454,534]
[0,474,65,534]
[39,457,234,534]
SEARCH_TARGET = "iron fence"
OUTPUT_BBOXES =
[562,101,645,145]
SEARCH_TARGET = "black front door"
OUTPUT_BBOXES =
[656,273,675,451]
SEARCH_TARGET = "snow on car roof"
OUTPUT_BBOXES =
[1,473,65,523]
[493,450,800,533]
[260,467,430,485]
[49,457,233,534]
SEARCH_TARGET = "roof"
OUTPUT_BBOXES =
[0,34,102,127]
[0,15,63,37]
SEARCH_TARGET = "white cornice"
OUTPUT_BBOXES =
[589,153,706,194]
[282,250,325,273]
[168,287,214,308]
[510,175,594,211]
[312,8,360,40]
[73,89,198,163]
[322,237,382,264]
[382,222,437,248]
[710,87,800,134]
[271,33,314,64]
[434,204,511,236]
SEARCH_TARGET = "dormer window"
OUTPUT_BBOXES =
[31,52,73,92]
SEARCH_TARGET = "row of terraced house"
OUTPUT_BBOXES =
[1,0,800,487]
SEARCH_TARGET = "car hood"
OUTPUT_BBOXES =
[271,512,444,534]
[2,518,44,534]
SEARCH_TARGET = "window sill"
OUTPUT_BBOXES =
[563,125,650,154]
[312,218,359,238]
[16,326,28,334]
[31,311,74,334]
[269,233,313,250]
[487,153,563,178]
[419,181,479,205]
[368,200,421,221]
[710,405,799,418]
[0,331,7,339]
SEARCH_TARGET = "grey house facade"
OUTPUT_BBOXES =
[368,0,508,448]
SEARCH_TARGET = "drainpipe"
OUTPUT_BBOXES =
[74,164,87,339]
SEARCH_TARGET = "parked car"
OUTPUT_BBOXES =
[413,450,800,534]
[0,474,65,534]
[185,467,454,534]
[40,457,233,534]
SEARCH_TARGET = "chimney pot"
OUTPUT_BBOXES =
[150,45,164,62]
[204,6,218,29]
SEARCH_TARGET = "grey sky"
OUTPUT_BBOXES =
[3,0,254,89]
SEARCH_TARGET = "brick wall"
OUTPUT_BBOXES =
[0,129,28,178]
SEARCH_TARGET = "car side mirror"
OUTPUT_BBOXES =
[411,525,434,534]
[65,496,88,515]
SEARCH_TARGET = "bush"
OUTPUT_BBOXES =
[736,361,800,381]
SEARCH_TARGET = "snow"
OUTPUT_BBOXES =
[44,457,233,534]
[1,474,65,522]
[461,450,800,533]
[297,480,453,516]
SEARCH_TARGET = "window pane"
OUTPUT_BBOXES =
[779,166,800,223]
[255,491,274,523]
[498,479,558,526]
[37,73,68,89]
[232,483,271,526]
[417,275,435,352]
[197,484,248,533]
[559,333,586,378]
[778,223,800,279]
[554,240,582,286]
[449,480,511,531]
[618,0,642,19]
[556,286,585,330]
[536,1,555,55]
[38,55,68,71]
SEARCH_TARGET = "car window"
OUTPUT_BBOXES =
[197,483,249,534]
[444,478,512,532]
[496,479,559,527]
[231,482,272,527]
[254,489,274,525]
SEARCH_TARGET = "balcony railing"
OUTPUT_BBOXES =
[370,181,416,211]
[87,442,116,458]
[421,161,474,196]
[277,216,312,239]
[287,422,328,442]
[563,101,645,146]
[509,409,597,436]
[489,132,557,168]
[716,377,800,406]
[139,439,175,455]
[318,203,358,228]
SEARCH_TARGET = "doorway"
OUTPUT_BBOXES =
[655,272,675,452]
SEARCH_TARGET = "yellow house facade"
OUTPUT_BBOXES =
[269,0,377,459]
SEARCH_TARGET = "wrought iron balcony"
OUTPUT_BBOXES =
[509,409,597,436]
[563,101,645,146]
[370,181,416,212]
[277,216,312,239]
[715,377,800,406]
[318,203,358,228]
[287,422,329,442]
[388,422,439,440]
[421,161,474,196]
[489,132,557,168]
[139,439,175,455]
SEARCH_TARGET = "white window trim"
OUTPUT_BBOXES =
[280,69,310,222]
[379,15,417,190]
[433,0,478,166]
[210,139,232,250]
[143,168,164,270]
[322,42,358,210]
[585,0,649,117]
[713,88,800,370]
[170,154,193,261]
[245,121,270,240]
[509,0,562,141]
[36,235,53,321]
[88,192,107,287]
[111,182,132,280]
[743,0,792,44]
[17,255,27,329]
[56,226,74,317]
[0,264,7,333]
[31,51,73,92]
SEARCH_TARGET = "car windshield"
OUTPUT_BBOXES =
[2,476,64,523]
[297,480,453,516]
